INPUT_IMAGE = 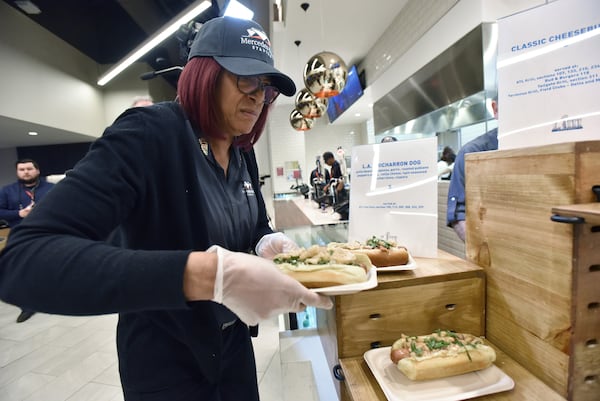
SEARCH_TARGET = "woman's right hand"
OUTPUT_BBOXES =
[183,246,333,326]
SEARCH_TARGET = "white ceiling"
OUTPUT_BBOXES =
[0,0,410,149]
[271,0,409,125]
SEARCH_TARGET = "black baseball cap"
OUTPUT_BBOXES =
[188,16,296,97]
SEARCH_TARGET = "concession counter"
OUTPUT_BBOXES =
[282,222,561,400]
[283,140,599,401]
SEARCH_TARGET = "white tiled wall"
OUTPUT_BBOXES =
[266,107,367,194]
[360,0,459,85]
[266,107,307,194]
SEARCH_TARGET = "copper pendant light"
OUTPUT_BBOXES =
[303,51,348,98]
[295,88,328,118]
[290,109,315,131]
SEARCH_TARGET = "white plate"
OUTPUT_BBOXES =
[376,254,417,272]
[364,347,515,401]
[311,267,378,296]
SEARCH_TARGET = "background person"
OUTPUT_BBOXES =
[380,135,397,143]
[0,158,54,323]
[309,157,331,209]
[437,146,456,180]
[447,96,498,241]
[0,17,331,401]
[130,95,154,107]
[322,151,346,202]
[310,164,330,187]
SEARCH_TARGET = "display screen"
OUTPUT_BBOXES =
[326,65,364,123]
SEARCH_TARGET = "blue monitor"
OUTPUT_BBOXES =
[326,65,364,123]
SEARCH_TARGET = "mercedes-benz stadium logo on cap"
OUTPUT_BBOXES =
[241,27,273,60]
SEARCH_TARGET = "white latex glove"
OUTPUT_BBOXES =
[208,245,333,326]
[255,232,299,259]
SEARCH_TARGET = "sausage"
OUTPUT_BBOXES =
[390,348,411,364]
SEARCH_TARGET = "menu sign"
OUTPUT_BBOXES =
[497,0,600,149]
[348,137,437,257]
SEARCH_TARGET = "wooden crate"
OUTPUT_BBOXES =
[465,140,600,400]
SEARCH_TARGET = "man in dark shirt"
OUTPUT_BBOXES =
[322,151,345,202]
[0,158,54,322]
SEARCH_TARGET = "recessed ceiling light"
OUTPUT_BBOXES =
[28,131,38,136]
[224,0,254,19]
[355,113,361,117]
[15,0,41,14]
[97,1,211,86]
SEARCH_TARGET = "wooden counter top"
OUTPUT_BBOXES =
[551,202,600,225]
[339,343,566,401]
[376,249,485,289]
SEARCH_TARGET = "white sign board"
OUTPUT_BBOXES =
[497,0,600,149]
[348,137,437,258]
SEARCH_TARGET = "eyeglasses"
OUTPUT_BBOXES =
[236,75,280,105]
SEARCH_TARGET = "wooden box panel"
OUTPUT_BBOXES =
[553,204,600,401]
[336,277,485,358]
[465,140,600,399]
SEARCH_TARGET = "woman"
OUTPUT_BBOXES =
[0,17,332,400]
[437,146,456,180]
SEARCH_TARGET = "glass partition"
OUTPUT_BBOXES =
[281,222,349,331]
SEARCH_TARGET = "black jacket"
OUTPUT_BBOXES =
[0,102,272,391]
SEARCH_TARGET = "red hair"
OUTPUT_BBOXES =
[177,57,270,150]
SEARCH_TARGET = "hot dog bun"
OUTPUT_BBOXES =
[328,237,409,267]
[276,262,368,288]
[351,247,408,267]
[390,331,496,381]
[274,245,371,288]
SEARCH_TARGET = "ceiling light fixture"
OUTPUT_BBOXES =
[303,51,348,98]
[301,1,348,99]
[15,0,41,14]
[97,0,211,86]
[290,109,315,131]
[223,0,254,20]
[295,89,328,118]
[28,131,38,136]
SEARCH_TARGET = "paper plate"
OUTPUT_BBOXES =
[311,267,378,296]
[363,346,514,401]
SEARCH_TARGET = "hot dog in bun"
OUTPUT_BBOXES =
[273,245,371,288]
[329,236,409,267]
[390,330,496,381]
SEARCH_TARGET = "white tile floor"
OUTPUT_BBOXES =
[0,301,337,401]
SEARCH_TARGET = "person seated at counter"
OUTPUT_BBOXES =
[309,163,331,207]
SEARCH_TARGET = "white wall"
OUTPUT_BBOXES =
[0,148,18,187]
[265,105,367,194]
[0,1,176,138]
[369,0,546,105]
[0,1,105,139]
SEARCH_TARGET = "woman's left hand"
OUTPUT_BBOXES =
[255,232,299,259]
